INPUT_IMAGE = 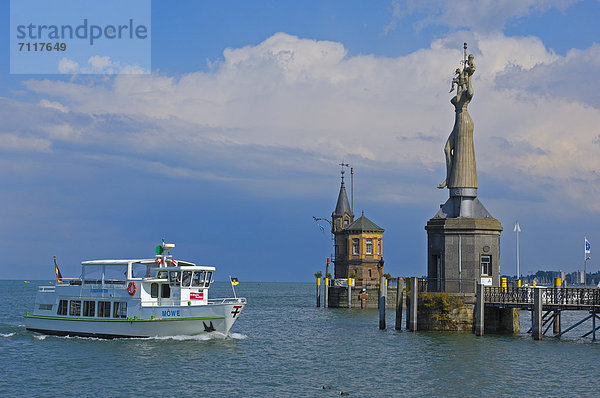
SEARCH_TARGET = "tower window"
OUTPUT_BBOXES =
[344,219,349,226]
[366,239,373,254]
[481,255,492,276]
[378,240,382,254]
[352,239,359,255]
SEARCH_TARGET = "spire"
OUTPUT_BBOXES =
[333,172,353,218]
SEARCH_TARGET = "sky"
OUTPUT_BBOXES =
[1,0,599,281]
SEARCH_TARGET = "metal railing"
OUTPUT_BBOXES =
[207,297,247,305]
[485,287,600,307]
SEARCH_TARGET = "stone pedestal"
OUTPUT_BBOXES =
[425,216,502,293]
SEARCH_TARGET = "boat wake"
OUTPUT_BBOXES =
[147,332,248,341]
[1,332,16,338]
[229,332,248,340]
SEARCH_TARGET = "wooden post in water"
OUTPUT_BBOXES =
[475,283,484,336]
[533,287,543,340]
[379,276,387,330]
[395,277,404,330]
[316,276,321,307]
[347,277,352,308]
[409,277,418,332]
[553,277,561,335]
[324,277,329,308]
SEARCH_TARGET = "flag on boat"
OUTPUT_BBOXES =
[54,256,63,284]
[585,237,591,254]
[170,258,178,266]
[230,277,239,286]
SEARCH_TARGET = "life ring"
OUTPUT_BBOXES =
[127,281,137,295]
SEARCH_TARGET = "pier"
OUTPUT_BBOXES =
[482,286,600,340]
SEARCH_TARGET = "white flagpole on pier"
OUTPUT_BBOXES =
[514,221,521,279]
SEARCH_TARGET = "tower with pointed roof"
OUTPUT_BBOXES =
[331,168,385,285]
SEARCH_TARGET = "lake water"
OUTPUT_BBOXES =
[1,280,599,397]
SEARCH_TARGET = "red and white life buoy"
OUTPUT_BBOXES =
[127,281,137,295]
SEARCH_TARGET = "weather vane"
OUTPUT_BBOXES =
[339,161,349,181]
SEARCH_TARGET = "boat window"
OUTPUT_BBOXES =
[104,265,127,282]
[151,283,159,298]
[169,271,181,286]
[39,304,53,311]
[57,300,68,315]
[69,300,81,316]
[205,271,213,288]
[131,263,150,278]
[192,271,205,287]
[113,302,127,318]
[157,270,168,279]
[83,301,95,317]
[161,284,170,298]
[182,271,192,287]
[98,301,111,318]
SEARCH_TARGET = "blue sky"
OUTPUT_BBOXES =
[1,0,599,281]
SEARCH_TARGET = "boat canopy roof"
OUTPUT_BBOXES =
[82,259,158,265]
[81,259,214,269]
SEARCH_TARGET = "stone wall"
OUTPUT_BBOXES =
[328,285,398,309]
[414,292,519,333]
[484,307,520,334]
[416,293,476,332]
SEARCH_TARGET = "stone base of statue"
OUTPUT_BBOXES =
[425,197,502,293]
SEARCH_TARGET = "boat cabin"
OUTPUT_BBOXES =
[78,259,215,307]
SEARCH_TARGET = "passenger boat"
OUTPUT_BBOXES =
[24,242,246,338]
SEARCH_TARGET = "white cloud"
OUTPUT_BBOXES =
[58,58,79,74]
[0,133,51,152]
[56,56,148,75]
[9,31,600,214]
[39,99,69,113]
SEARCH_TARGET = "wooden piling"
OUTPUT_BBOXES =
[475,283,484,336]
[533,287,543,340]
[316,277,321,307]
[395,277,404,330]
[409,277,418,332]
[324,277,329,308]
[379,276,386,330]
[347,277,352,308]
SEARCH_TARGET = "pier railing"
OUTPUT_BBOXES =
[484,287,600,309]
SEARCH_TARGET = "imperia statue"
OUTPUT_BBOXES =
[438,47,477,190]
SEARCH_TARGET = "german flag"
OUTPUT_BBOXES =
[230,277,239,286]
[54,256,63,284]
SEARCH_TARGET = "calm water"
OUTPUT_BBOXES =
[1,280,599,397]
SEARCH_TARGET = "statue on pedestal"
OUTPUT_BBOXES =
[438,46,477,191]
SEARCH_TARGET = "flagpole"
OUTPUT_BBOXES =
[584,237,590,287]
[514,221,521,279]
[230,275,237,298]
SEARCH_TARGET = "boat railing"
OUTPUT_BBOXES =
[38,285,56,292]
[208,297,247,305]
[83,279,127,286]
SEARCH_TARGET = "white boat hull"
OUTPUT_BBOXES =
[25,302,245,338]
